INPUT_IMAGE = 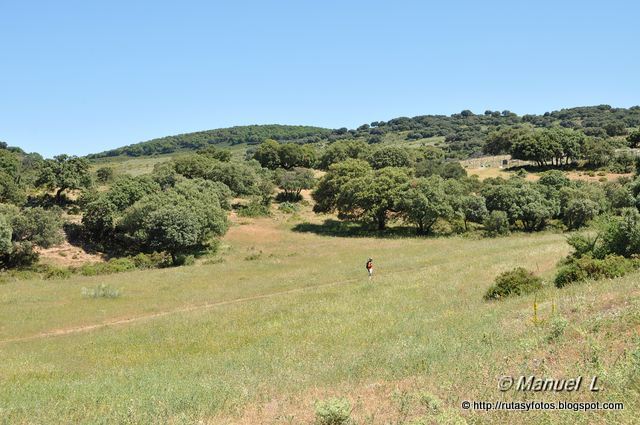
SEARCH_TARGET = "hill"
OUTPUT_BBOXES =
[86,124,332,159]
[86,105,640,161]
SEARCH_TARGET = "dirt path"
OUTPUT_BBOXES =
[0,277,363,346]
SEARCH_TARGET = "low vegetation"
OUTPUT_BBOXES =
[484,267,543,300]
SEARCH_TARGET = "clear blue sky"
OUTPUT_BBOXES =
[1,0,639,157]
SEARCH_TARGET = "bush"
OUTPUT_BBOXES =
[563,198,599,229]
[0,242,39,269]
[96,166,114,183]
[278,201,300,213]
[554,255,638,288]
[484,267,543,300]
[105,257,137,273]
[275,191,303,202]
[546,315,568,342]
[78,257,137,276]
[237,199,271,217]
[314,398,352,425]
[131,252,169,269]
[483,210,509,237]
[174,254,195,266]
[43,266,73,280]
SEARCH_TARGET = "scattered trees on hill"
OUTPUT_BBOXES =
[485,127,587,167]
[89,125,330,158]
[85,106,640,161]
[312,152,640,234]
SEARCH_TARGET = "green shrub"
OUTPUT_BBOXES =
[96,166,114,183]
[554,255,638,288]
[43,266,73,280]
[314,398,352,425]
[278,201,300,213]
[483,210,510,237]
[131,252,168,269]
[106,257,137,272]
[554,263,588,287]
[82,283,121,299]
[237,199,271,217]
[546,315,568,342]
[174,254,195,266]
[78,257,137,276]
[484,267,543,300]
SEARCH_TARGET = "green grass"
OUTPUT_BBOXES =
[1,212,639,424]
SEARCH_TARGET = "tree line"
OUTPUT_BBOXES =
[311,156,639,235]
[85,105,640,162]
[484,126,638,172]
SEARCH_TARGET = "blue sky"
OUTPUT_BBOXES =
[1,0,639,157]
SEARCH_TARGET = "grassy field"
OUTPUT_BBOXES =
[1,208,639,424]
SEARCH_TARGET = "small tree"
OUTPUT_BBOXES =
[96,167,114,183]
[11,207,63,248]
[460,195,488,230]
[627,130,640,148]
[278,168,315,202]
[0,171,26,205]
[253,139,281,169]
[563,198,599,229]
[312,159,372,214]
[0,215,12,254]
[0,207,63,268]
[144,204,206,263]
[196,146,232,162]
[398,176,454,234]
[484,210,509,236]
[336,167,410,230]
[37,155,92,203]
[366,146,413,169]
[278,143,306,170]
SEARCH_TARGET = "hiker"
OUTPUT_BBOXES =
[366,258,373,279]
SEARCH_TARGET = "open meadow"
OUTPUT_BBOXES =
[1,205,639,424]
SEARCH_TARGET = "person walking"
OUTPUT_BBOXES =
[365,258,374,280]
